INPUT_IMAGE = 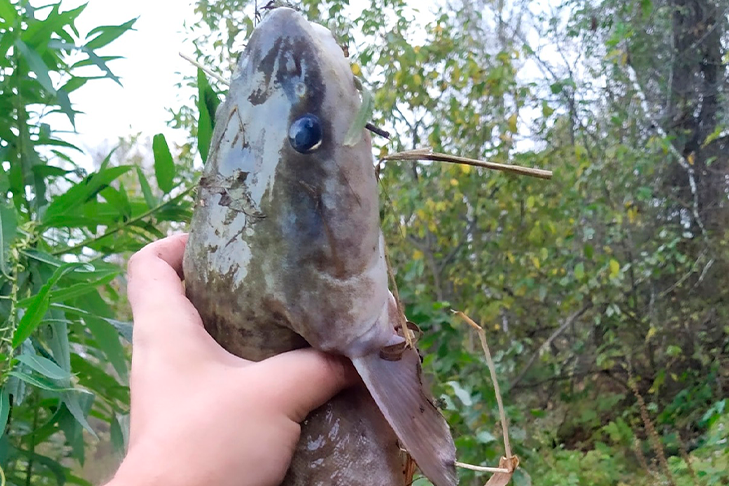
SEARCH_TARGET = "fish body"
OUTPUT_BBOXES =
[183,8,456,485]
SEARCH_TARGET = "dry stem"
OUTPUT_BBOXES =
[455,311,512,459]
[179,53,229,86]
[628,372,675,486]
[383,148,553,180]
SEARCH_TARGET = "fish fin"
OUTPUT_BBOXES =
[352,350,458,486]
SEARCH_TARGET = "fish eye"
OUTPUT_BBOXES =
[288,114,323,154]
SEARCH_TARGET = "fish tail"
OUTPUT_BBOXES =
[352,350,458,486]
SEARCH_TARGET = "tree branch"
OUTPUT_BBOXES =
[509,303,592,391]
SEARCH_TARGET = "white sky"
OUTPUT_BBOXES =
[59,0,197,158]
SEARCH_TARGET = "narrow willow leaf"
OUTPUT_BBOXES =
[80,47,122,85]
[197,68,220,162]
[0,202,18,277]
[62,391,97,438]
[47,273,118,304]
[152,134,175,194]
[85,18,137,50]
[48,319,71,372]
[136,166,157,208]
[86,317,128,383]
[344,77,374,146]
[14,354,71,382]
[51,303,134,341]
[8,371,72,391]
[12,263,82,348]
[110,413,129,456]
[0,0,18,24]
[14,39,56,95]
[43,165,131,224]
[0,388,9,439]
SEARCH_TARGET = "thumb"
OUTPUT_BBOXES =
[253,349,358,422]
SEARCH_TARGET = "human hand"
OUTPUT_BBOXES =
[108,234,357,486]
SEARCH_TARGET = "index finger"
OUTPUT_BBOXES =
[127,234,204,347]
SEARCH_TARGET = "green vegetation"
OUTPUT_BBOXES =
[2,0,728,484]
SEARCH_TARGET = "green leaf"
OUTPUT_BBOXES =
[86,317,128,383]
[62,391,97,438]
[0,202,18,277]
[136,166,157,208]
[85,18,136,50]
[344,77,374,146]
[0,0,18,24]
[110,413,129,456]
[0,388,9,440]
[12,263,83,348]
[15,39,56,95]
[574,262,585,280]
[197,68,220,162]
[79,48,122,85]
[152,134,175,194]
[43,163,131,224]
[476,430,496,444]
[7,371,72,391]
[51,304,133,342]
[47,320,71,372]
[48,273,118,303]
[446,380,472,406]
[14,354,70,382]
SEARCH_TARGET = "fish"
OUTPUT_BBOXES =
[182,7,457,486]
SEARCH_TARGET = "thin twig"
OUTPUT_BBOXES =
[454,311,512,458]
[383,148,553,180]
[511,303,592,390]
[179,52,230,86]
[454,462,510,474]
[365,122,391,139]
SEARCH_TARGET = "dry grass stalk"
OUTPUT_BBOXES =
[179,53,229,86]
[628,374,675,486]
[453,311,518,484]
[677,432,700,486]
[383,148,553,180]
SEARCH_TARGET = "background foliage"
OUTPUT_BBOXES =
[2,0,728,484]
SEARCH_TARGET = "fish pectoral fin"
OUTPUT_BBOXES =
[352,351,458,486]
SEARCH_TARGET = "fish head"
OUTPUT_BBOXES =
[190,7,391,355]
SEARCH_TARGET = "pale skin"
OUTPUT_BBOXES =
[107,234,357,486]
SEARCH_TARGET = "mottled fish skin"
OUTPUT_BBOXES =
[183,7,455,486]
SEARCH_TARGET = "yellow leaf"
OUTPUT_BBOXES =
[609,259,620,278]
[646,326,657,342]
[413,250,423,260]
[413,73,422,86]
[351,63,362,77]
[507,113,518,133]
[627,207,638,224]
[506,252,515,263]
[687,152,695,165]
[460,164,472,174]
[450,178,459,187]
[531,256,541,270]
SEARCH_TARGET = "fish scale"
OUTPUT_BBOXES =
[183,7,457,485]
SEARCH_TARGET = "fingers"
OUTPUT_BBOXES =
[127,234,208,354]
[253,349,358,423]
